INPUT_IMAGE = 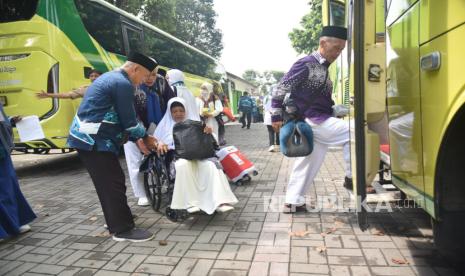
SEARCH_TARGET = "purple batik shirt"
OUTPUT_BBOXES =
[271,51,334,124]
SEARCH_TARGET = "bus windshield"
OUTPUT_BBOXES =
[0,0,38,23]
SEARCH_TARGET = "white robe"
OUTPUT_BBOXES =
[196,98,223,142]
[170,158,238,214]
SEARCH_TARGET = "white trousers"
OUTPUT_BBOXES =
[123,141,146,199]
[285,117,351,205]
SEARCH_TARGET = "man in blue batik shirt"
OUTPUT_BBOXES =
[68,52,158,242]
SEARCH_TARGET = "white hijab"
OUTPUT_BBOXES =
[167,69,200,121]
[154,97,186,150]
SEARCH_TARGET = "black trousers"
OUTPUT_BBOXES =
[78,150,134,234]
[267,125,280,146]
[240,112,252,128]
[218,123,226,144]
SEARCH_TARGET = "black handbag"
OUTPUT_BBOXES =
[173,119,217,160]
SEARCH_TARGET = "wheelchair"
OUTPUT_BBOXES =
[139,152,188,222]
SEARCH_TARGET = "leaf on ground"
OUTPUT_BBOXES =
[135,267,146,273]
[43,213,49,217]
[289,230,311,237]
[372,229,385,236]
[35,204,44,209]
[324,227,337,235]
[159,240,168,246]
[316,246,327,253]
[93,231,110,238]
[391,258,409,265]
[89,216,98,222]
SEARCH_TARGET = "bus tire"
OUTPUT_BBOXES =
[432,211,465,271]
[434,105,465,271]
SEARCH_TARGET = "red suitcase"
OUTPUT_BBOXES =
[217,146,258,185]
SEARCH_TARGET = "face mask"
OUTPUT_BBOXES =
[201,90,209,99]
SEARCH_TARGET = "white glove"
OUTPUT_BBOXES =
[332,104,349,117]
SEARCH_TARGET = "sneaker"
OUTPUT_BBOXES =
[282,204,307,214]
[19,224,31,234]
[187,206,201,213]
[138,197,150,206]
[112,228,154,242]
[343,177,353,190]
[268,145,275,152]
[216,205,234,213]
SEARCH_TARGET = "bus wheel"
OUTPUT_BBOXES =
[432,211,465,270]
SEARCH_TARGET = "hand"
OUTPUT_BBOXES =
[10,116,22,124]
[36,90,49,99]
[156,142,168,155]
[143,135,158,151]
[204,126,213,134]
[272,121,283,133]
[136,138,150,155]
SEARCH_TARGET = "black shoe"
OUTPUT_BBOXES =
[344,177,353,190]
[283,204,307,214]
[112,228,154,242]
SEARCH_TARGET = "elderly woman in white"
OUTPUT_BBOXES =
[155,97,237,214]
[166,69,200,122]
[195,82,223,142]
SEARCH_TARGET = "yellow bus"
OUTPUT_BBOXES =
[323,0,465,262]
[0,0,227,152]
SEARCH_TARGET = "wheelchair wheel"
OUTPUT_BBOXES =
[144,169,162,211]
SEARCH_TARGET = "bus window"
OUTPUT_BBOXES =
[143,27,177,69]
[329,1,345,27]
[0,0,38,23]
[74,0,124,55]
[122,24,143,54]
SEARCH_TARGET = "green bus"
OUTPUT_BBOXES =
[0,0,227,151]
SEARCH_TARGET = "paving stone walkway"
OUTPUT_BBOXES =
[1,124,460,276]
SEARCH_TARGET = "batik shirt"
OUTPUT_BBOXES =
[0,104,14,159]
[271,51,334,124]
[67,70,146,154]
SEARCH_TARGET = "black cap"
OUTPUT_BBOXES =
[320,26,347,40]
[127,52,158,72]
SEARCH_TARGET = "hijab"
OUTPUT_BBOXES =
[154,97,186,149]
[264,84,278,112]
[167,69,200,121]
[200,82,213,102]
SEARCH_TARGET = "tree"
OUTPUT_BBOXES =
[174,0,223,58]
[141,0,176,34]
[104,0,223,59]
[264,70,285,83]
[242,69,260,86]
[288,0,322,54]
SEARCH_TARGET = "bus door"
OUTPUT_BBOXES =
[324,0,388,230]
